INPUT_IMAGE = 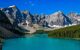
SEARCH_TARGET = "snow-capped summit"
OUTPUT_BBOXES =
[52,11,63,15]
[8,5,16,8]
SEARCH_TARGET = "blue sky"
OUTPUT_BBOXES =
[0,0,80,14]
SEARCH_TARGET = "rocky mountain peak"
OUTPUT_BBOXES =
[22,10,30,15]
[0,8,3,10]
[68,12,78,17]
[51,11,63,15]
[8,5,16,8]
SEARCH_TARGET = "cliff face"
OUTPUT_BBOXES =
[0,6,26,38]
[1,5,23,26]
[0,10,13,30]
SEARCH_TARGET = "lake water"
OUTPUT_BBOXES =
[2,34,80,50]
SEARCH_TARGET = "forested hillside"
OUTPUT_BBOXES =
[48,25,80,39]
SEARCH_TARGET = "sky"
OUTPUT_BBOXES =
[0,0,80,14]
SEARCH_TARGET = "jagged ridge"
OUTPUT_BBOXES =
[0,5,80,34]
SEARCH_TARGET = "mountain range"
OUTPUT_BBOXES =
[0,5,80,34]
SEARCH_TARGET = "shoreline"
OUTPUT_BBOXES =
[0,38,4,50]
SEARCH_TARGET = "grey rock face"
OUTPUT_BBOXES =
[22,11,33,23]
[0,10,13,30]
[0,9,21,38]
[46,11,72,27]
[1,5,23,27]
[33,14,48,27]
[22,11,48,27]
[38,14,48,27]
[22,10,34,27]
[67,12,80,24]
[0,5,27,34]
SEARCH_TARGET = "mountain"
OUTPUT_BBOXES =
[67,12,80,24]
[22,11,48,27]
[0,10,13,30]
[33,14,48,27]
[0,5,80,34]
[0,5,30,34]
[46,11,72,28]
[0,8,21,38]
[22,10,33,24]
[1,5,23,27]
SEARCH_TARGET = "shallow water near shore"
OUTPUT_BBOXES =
[2,34,80,50]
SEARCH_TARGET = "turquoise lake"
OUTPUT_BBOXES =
[2,34,80,50]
